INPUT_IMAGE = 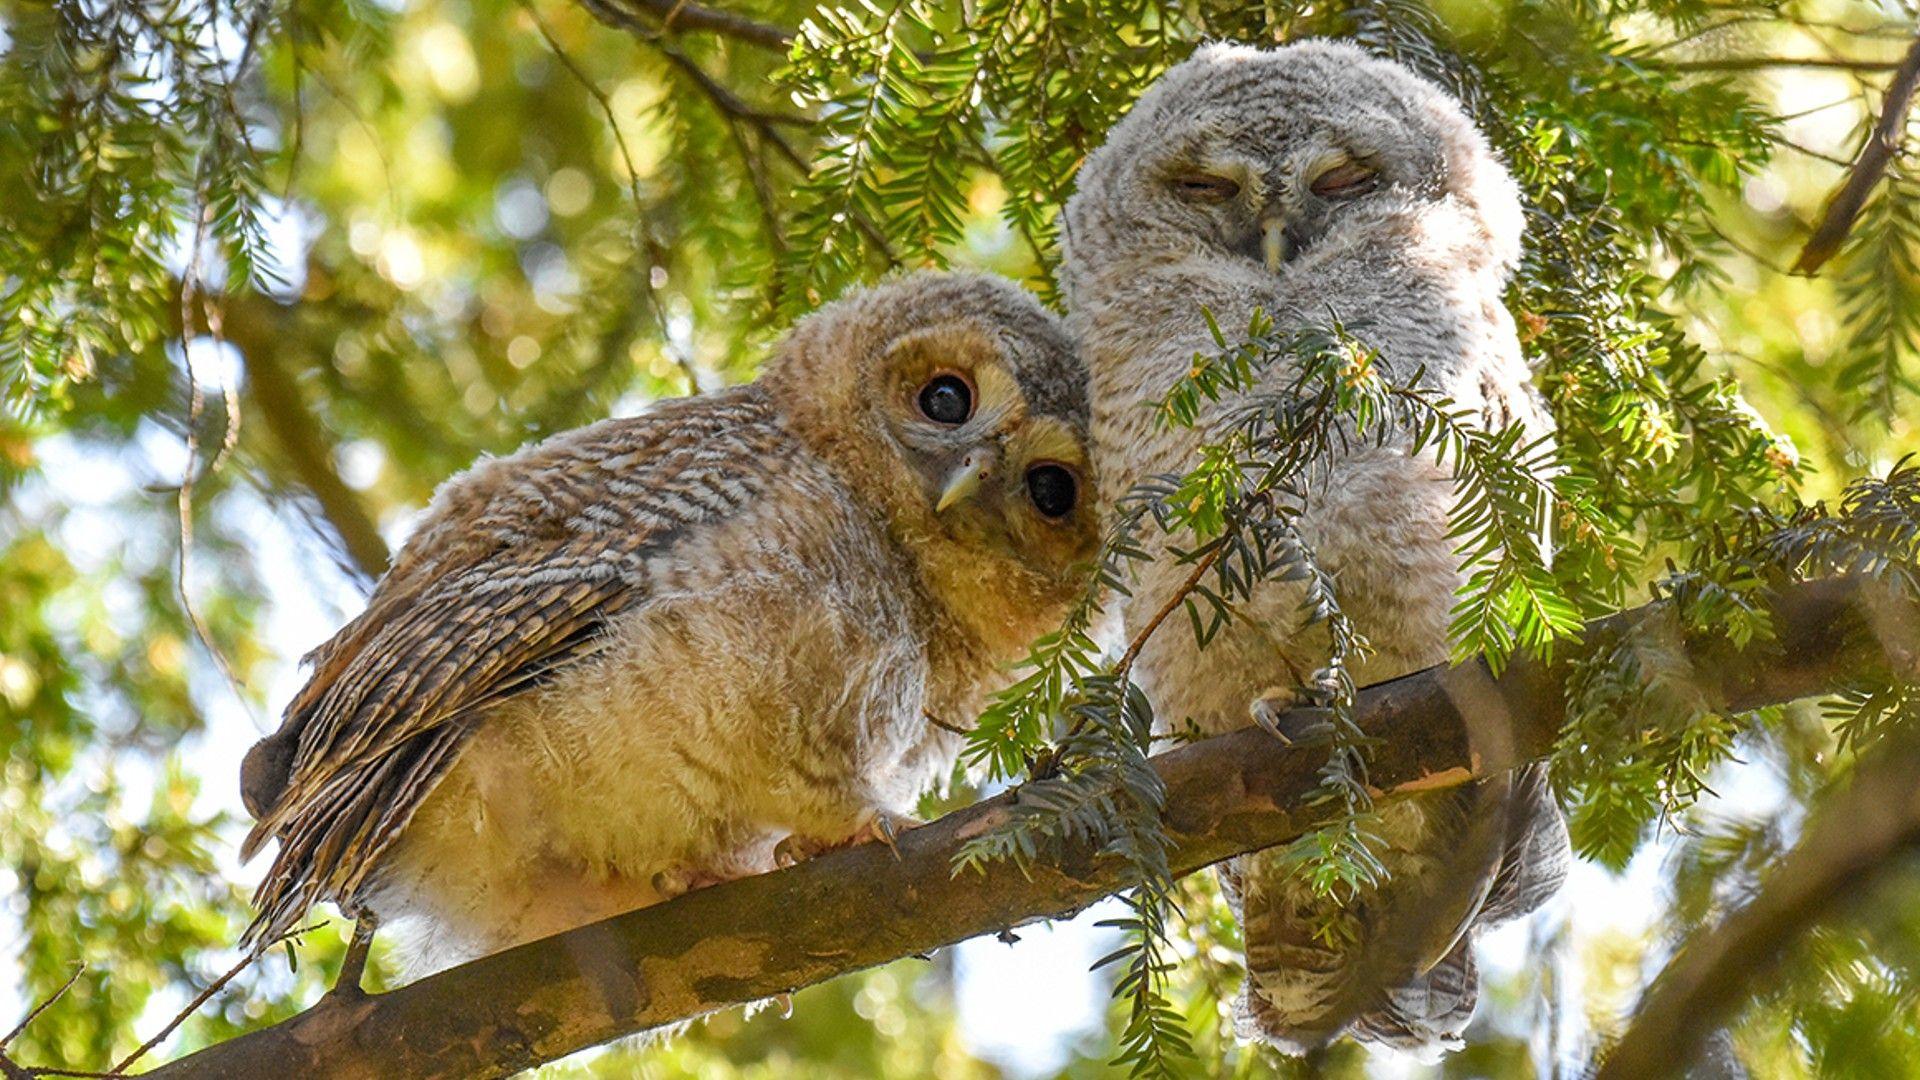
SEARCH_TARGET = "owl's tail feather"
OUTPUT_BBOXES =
[1230,765,1569,1056]
[1479,762,1570,926]
[1346,938,1477,1060]
[1232,981,1342,1056]
[1339,767,1566,1058]
[1343,767,1567,1057]
[1226,934,1477,1059]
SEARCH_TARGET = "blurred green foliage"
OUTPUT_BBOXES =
[2,0,1918,1075]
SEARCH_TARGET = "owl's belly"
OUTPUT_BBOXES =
[365,576,937,966]
[365,700,765,966]
[1097,398,1464,734]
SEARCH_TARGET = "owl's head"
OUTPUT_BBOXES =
[763,272,1100,637]
[1062,40,1522,292]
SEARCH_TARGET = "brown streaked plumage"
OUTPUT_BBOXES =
[240,272,1100,966]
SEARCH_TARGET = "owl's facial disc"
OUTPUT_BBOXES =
[1160,113,1387,270]
[877,327,1065,520]
[861,313,1099,588]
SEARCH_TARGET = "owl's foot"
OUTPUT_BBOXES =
[651,864,733,900]
[856,808,921,858]
[1250,684,1337,747]
[774,810,921,867]
[772,833,827,868]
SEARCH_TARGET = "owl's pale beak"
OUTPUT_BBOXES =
[1261,218,1292,271]
[935,448,996,512]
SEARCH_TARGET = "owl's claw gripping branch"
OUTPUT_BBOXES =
[865,810,917,859]
[1249,682,1343,747]
[143,578,1900,1080]
[771,834,827,868]
[775,811,919,867]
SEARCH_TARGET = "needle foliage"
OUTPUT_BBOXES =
[3,0,1918,1075]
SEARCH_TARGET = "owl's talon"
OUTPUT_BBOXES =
[775,811,920,867]
[1250,688,1336,747]
[652,864,729,899]
[1251,686,1303,743]
[773,834,827,868]
[867,811,918,860]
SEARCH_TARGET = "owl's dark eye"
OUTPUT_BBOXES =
[1310,160,1378,199]
[917,374,974,425]
[1173,173,1241,201]
[1025,464,1078,519]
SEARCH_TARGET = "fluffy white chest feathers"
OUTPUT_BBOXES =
[375,488,945,965]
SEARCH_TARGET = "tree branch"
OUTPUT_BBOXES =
[562,4,904,272]
[1657,55,1907,73]
[141,576,1911,1079]
[220,298,393,581]
[572,0,794,51]
[1793,32,1920,275]
[169,282,393,584]
[1596,724,1920,1080]
[647,38,902,267]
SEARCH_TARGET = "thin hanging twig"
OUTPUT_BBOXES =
[0,968,85,1051]
[518,0,701,393]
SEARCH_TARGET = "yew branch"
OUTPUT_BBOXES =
[141,576,1908,1080]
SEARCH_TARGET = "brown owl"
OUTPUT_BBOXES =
[238,271,1100,970]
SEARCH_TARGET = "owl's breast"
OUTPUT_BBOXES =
[388,459,938,883]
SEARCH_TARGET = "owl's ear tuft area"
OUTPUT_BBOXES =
[1414,94,1525,275]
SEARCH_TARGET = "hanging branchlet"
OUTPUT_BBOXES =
[1555,459,1920,869]
[1830,160,1920,425]
[776,0,1200,311]
[0,0,290,414]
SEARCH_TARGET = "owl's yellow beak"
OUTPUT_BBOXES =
[1261,218,1292,271]
[935,447,996,512]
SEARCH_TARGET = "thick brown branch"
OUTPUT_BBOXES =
[572,0,794,51]
[1794,33,1920,275]
[1596,725,1920,1080]
[142,576,1910,1080]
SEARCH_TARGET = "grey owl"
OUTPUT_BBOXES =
[238,271,1102,967]
[1061,42,1570,1053]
